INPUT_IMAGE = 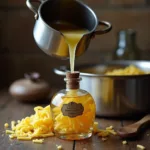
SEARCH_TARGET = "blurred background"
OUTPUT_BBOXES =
[0,0,150,88]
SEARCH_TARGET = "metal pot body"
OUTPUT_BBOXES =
[26,0,112,59]
[54,61,150,117]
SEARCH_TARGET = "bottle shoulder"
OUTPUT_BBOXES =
[51,89,94,107]
[54,89,90,97]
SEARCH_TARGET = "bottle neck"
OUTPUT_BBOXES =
[65,79,80,90]
[64,72,81,90]
[118,30,136,49]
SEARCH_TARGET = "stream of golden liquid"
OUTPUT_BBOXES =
[50,22,88,72]
[62,30,88,72]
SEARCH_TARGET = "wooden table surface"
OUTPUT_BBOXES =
[0,90,150,150]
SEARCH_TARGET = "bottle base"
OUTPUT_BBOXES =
[55,132,92,140]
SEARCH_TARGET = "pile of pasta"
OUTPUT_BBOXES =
[5,106,146,149]
[105,65,149,76]
[5,105,117,143]
[5,106,54,143]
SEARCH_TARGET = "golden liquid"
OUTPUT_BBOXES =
[50,22,88,72]
[51,92,95,140]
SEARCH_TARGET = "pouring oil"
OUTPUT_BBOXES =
[50,22,96,140]
[50,22,88,72]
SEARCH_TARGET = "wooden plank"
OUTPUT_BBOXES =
[120,120,137,150]
[0,90,149,150]
[136,128,150,150]
[75,118,124,150]
[0,91,73,150]
[122,119,150,150]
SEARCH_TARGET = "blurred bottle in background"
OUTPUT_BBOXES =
[112,29,140,60]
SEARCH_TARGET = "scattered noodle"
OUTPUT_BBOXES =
[93,122,99,133]
[56,145,63,150]
[122,141,127,145]
[102,137,108,141]
[93,122,117,139]
[5,106,118,145]
[5,105,54,141]
[32,139,44,144]
[97,130,109,137]
[137,144,145,150]
[9,135,15,139]
[106,129,117,135]
[4,123,9,128]
[106,126,113,130]
[11,121,16,130]
[6,130,14,134]
[17,137,32,140]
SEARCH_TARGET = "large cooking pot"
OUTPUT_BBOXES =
[26,0,112,59]
[54,61,150,117]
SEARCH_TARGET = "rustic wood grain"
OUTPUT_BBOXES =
[121,120,138,150]
[0,90,149,150]
[75,119,123,150]
[0,91,73,150]
[122,119,150,150]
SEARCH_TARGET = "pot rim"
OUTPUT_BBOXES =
[37,0,98,35]
[54,60,150,79]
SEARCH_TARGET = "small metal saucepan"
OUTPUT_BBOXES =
[26,0,112,59]
[54,61,150,117]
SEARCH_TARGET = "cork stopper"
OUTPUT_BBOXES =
[64,71,81,89]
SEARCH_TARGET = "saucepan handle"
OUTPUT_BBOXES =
[54,66,67,76]
[26,0,42,20]
[94,21,112,35]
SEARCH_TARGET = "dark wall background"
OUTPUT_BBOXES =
[0,0,150,88]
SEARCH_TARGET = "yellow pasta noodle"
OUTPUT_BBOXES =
[32,139,44,144]
[9,135,15,139]
[5,105,54,141]
[56,145,63,150]
[93,122,117,138]
[93,122,99,133]
[17,137,32,140]
[122,141,127,145]
[106,126,113,130]
[6,130,14,134]
[4,123,9,128]
[137,144,145,150]
[11,121,16,130]
[105,65,148,76]
[5,105,117,143]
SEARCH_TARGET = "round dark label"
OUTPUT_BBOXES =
[61,102,84,118]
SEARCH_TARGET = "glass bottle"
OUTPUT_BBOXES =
[51,72,96,140]
[112,29,140,60]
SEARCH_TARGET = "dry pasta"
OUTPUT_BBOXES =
[5,105,54,141]
[105,65,149,76]
[5,106,117,143]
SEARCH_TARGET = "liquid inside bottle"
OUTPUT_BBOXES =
[51,72,96,140]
